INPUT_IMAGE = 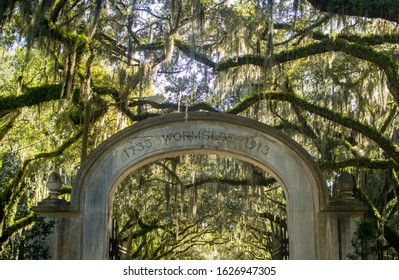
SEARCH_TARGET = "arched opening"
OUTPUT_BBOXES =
[110,154,288,260]
[70,112,327,259]
[35,112,352,260]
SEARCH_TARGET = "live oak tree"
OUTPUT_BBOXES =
[307,0,399,23]
[0,0,398,259]
[112,155,285,260]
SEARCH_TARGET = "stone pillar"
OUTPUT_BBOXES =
[321,172,367,259]
[33,171,79,259]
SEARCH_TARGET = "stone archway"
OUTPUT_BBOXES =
[34,112,366,259]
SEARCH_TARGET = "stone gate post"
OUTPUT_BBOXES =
[32,113,358,259]
[320,172,367,259]
[33,171,81,259]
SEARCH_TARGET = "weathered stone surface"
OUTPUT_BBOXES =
[34,112,365,259]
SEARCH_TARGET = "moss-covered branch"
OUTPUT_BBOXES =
[1,94,107,227]
[174,40,216,68]
[109,98,220,122]
[97,33,215,68]
[128,100,218,112]
[216,38,399,104]
[0,84,63,113]
[228,93,267,115]
[96,31,399,106]
[79,87,399,166]
[307,0,399,23]
[185,177,277,189]
[112,89,399,164]
[319,158,399,170]
[379,104,398,134]
[0,84,120,118]
[0,129,83,230]
[43,18,89,52]
[0,110,20,141]
[0,212,36,250]
[311,31,399,46]
[229,91,399,163]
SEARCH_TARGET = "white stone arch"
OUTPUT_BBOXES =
[61,112,328,259]
[37,112,369,260]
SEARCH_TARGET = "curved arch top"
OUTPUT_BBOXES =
[70,112,329,259]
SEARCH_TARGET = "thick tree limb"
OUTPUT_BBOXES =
[0,127,82,250]
[128,100,217,112]
[96,34,399,105]
[0,84,117,118]
[114,89,399,164]
[1,93,107,230]
[311,31,399,46]
[50,0,68,23]
[121,209,167,239]
[175,40,216,68]
[216,38,399,104]
[0,84,63,114]
[0,212,36,250]
[86,87,399,166]
[320,158,399,170]
[307,0,399,23]
[0,128,83,231]
[229,91,399,163]
[185,177,277,189]
[40,18,89,51]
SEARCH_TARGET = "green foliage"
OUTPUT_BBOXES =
[347,217,397,260]
[0,0,399,259]
[113,155,286,260]
[0,217,55,260]
[0,151,20,188]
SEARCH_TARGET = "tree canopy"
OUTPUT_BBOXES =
[308,0,399,23]
[0,0,398,259]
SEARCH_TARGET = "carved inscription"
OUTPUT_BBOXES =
[121,130,270,161]
[160,130,270,155]
[122,138,153,159]
[161,130,235,143]
[244,138,270,155]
